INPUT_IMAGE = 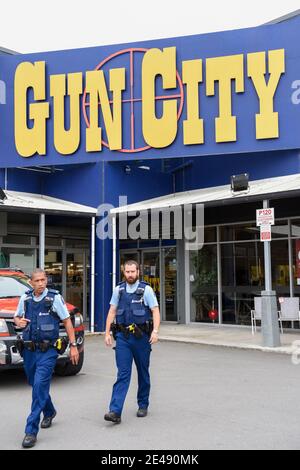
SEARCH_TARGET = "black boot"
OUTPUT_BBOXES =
[104,411,121,424]
[22,434,37,448]
[41,411,57,429]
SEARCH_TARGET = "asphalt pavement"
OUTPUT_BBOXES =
[1,335,300,450]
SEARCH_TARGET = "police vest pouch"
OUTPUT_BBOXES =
[37,314,60,342]
[116,309,125,324]
[22,322,32,342]
[132,307,148,325]
[117,281,152,326]
[23,290,61,343]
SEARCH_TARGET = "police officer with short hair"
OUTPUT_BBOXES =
[104,260,160,424]
[14,269,79,448]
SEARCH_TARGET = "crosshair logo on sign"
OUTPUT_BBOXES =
[82,48,184,153]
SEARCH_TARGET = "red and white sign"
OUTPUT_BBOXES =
[256,208,275,226]
[260,224,272,241]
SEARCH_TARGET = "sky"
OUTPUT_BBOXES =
[1,0,300,53]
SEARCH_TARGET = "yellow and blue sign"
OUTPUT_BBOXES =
[1,16,300,167]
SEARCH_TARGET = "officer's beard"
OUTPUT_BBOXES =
[125,275,139,285]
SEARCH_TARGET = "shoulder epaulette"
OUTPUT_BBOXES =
[48,289,60,295]
[139,281,150,287]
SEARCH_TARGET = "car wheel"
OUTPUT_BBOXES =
[54,351,84,377]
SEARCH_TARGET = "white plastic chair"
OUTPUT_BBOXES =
[278,297,300,333]
[251,297,262,335]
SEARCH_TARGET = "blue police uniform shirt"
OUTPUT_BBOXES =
[110,280,158,309]
[15,288,70,321]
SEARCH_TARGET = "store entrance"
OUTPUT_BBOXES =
[162,247,177,321]
[66,250,88,322]
[120,247,178,321]
[141,250,161,307]
[44,248,89,324]
[0,211,91,327]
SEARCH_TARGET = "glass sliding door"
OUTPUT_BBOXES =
[44,250,63,293]
[190,245,218,323]
[45,249,89,324]
[163,247,177,321]
[142,250,160,306]
[120,247,178,321]
[66,250,88,321]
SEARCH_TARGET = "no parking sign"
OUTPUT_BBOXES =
[256,208,274,242]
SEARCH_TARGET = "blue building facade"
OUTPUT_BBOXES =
[1,13,300,330]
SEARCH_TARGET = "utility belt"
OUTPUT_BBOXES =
[16,336,68,356]
[111,321,153,340]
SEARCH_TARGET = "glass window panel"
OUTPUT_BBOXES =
[142,251,160,306]
[271,240,290,294]
[65,239,89,248]
[293,239,300,291]
[291,220,300,238]
[190,245,218,323]
[270,221,289,239]
[220,223,261,242]
[220,226,235,242]
[204,226,216,243]
[0,248,36,275]
[221,242,264,325]
[2,234,31,245]
[234,223,260,241]
[163,247,177,321]
[45,237,62,247]
[275,239,297,329]
[44,250,63,293]
[66,252,84,312]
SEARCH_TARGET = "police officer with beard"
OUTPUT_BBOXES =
[14,269,79,448]
[104,260,160,424]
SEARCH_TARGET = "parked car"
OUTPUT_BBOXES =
[0,269,84,376]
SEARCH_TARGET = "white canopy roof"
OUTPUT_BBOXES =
[111,173,300,215]
[0,190,97,216]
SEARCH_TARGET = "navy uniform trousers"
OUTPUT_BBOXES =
[109,331,152,416]
[23,348,58,436]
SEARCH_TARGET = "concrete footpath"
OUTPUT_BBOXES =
[88,323,300,355]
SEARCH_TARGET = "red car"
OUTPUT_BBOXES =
[0,269,84,376]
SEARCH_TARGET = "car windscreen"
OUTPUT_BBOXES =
[0,276,30,298]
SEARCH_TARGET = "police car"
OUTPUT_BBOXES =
[0,269,84,376]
